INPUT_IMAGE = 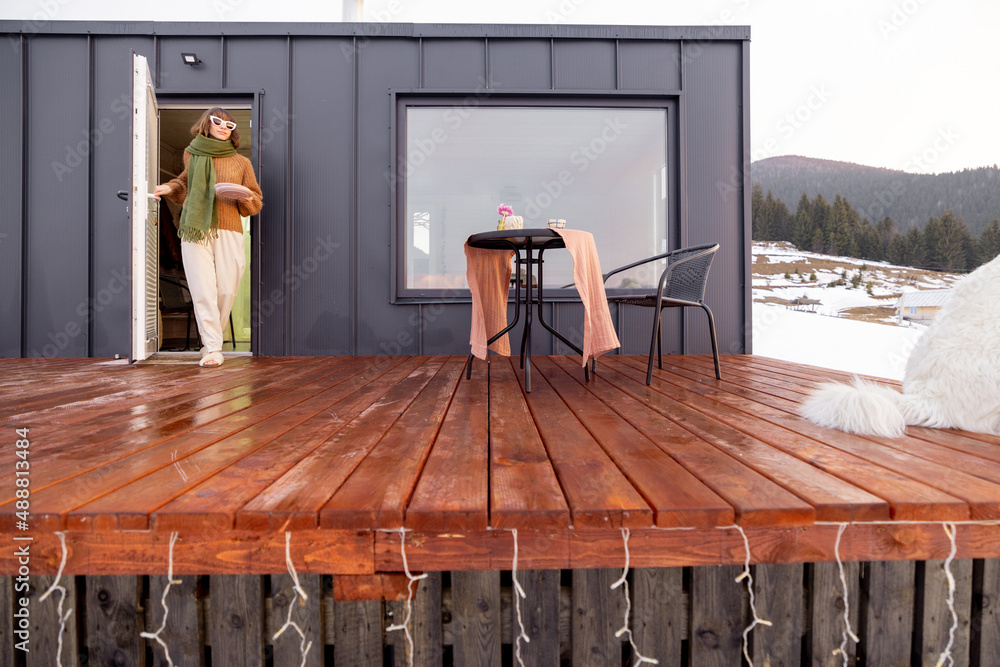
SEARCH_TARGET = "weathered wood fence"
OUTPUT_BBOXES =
[3,559,1000,666]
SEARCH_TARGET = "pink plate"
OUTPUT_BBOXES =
[214,182,252,199]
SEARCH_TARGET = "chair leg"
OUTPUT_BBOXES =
[657,310,663,369]
[702,303,722,379]
[646,307,661,385]
[466,353,475,379]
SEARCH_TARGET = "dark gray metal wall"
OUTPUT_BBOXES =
[0,22,751,359]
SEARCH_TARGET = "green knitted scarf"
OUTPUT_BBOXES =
[177,134,238,243]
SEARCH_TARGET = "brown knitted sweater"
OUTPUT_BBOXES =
[166,152,263,234]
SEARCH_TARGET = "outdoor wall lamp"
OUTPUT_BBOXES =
[181,52,202,66]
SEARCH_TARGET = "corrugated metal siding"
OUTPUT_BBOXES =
[356,38,420,355]
[0,38,23,357]
[422,38,486,89]
[487,39,552,90]
[24,36,90,358]
[683,41,745,355]
[288,37,355,355]
[91,36,154,358]
[226,37,289,355]
[553,39,616,90]
[620,40,681,91]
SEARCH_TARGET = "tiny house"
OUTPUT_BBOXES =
[0,21,751,361]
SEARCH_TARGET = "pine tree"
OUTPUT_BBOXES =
[751,182,768,240]
[887,233,907,265]
[811,194,831,253]
[789,192,813,249]
[828,194,854,256]
[979,218,1000,264]
[904,226,925,267]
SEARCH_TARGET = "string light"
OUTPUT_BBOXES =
[610,528,658,665]
[831,523,860,666]
[272,532,313,667]
[725,524,772,667]
[385,527,427,667]
[934,523,958,667]
[510,529,530,667]
[140,532,182,667]
[38,531,73,667]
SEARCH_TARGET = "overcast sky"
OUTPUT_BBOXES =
[5,0,997,174]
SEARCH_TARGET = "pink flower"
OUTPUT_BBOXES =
[497,204,514,219]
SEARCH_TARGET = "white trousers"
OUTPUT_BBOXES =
[181,230,246,353]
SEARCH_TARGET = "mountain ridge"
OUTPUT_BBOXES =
[752,155,1000,236]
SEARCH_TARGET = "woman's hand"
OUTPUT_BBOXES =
[152,184,172,198]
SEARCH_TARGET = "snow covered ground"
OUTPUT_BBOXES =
[752,305,923,381]
[749,242,962,381]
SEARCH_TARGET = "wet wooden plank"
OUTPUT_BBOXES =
[236,358,445,531]
[649,354,974,521]
[689,564,744,667]
[809,560,860,667]
[405,359,490,532]
[147,572,203,667]
[578,359,813,527]
[270,573,322,667]
[451,570,501,667]
[571,568,624,666]
[514,359,653,529]
[625,355,979,522]
[85,575,143,666]
[861,559,915,666]
[541,357,735,529]
[65,358,384,531]
[153,356,414,532]
[607,357,903,524]
[209,574,264,667]
[488,358,570,530]
[320,357,467,530]
[0,358,359,531]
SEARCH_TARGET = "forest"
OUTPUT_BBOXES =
[751,182,1000,273]
[752,155,1000,238]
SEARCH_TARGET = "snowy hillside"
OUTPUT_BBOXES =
[750,242,965,380]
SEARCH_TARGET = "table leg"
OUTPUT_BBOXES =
[536,247,590,382]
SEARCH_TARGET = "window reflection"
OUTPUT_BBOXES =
[404,106,668,292]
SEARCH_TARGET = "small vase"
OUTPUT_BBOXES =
[497,219,506,231]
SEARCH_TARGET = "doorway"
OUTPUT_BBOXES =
[156,105,253,354]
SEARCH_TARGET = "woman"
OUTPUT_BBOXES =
[153,108,262,367]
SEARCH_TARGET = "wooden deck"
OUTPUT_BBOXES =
[2,353,1000,577]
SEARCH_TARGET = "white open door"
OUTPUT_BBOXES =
[131,53,159,361]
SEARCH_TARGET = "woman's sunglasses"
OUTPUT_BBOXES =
[210,115,237,131]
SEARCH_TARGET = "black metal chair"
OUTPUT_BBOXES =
[603,242,721,385]
[159,275,197,351]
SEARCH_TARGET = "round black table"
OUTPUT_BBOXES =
[466,228,588,392]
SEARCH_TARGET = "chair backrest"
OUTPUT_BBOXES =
[662,243,719,303]
[159,276,191,310]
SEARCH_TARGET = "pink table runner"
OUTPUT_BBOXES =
[465,229,620,365]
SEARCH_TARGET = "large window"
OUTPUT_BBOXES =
[399,101,669,298]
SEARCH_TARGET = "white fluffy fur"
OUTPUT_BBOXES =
[800,253,1000,438]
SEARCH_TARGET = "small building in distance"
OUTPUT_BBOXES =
[896,289,952,323]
